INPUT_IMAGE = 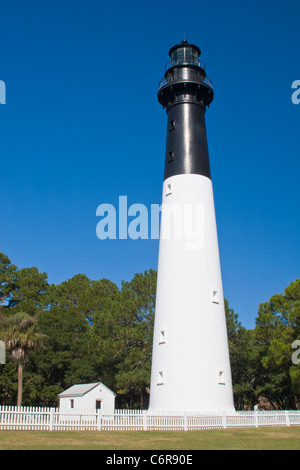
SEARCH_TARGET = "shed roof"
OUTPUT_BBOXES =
[59,382,116,398]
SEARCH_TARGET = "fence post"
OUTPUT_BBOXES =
[97,410,102,431]
[222,415,227,429]
[255,410,259,428]
[143,411,148,431]
[49,408,54,431]
[184,412,188,431]
[285,410,290,427]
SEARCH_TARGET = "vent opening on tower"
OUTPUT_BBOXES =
[159,329,166,344]
[165,183,172,196]
[218,369,226,385]
[212,289,220,304]
[157,370,165,385]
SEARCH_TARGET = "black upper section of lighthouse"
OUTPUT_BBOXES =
[158,40,214,181]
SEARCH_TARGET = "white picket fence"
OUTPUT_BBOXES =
[0,406,300,431]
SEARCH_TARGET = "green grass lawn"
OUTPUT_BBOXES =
[0,427,300,450]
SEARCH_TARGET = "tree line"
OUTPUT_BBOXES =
[0,251,299,410]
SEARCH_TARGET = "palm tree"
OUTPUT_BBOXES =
[0,312,43,407]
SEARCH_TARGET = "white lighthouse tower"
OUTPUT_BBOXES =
[149,40,235,414]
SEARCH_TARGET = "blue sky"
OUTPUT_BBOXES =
[0,0,299,329]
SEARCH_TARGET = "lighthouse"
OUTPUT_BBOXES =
[149,40,235,414]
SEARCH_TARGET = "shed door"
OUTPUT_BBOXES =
[95,399,102,410]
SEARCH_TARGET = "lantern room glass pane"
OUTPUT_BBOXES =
[171,47,199,66]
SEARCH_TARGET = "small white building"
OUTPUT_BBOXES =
[59,382,116,414]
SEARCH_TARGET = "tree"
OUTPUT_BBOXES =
[0,312,44,406]
[1,250,298,411]
[253,279,300,409]
[225,299,257,409]
[8,267,49,315]
[116,269,156,408]
[93,270,157,408]
[24,274,121,406]
[0,252,18,312]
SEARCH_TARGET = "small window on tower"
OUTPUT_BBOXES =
[70,399,74,409]
[168,120,176,131]
[168,151,175,162]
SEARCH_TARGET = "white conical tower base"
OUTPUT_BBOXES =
[149,173,235,414]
